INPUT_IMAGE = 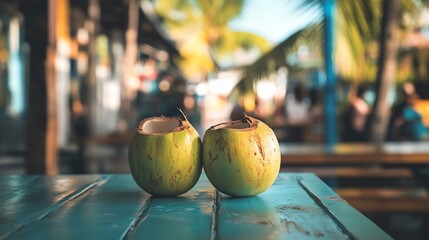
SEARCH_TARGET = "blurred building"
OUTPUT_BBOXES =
[0,0,183,174]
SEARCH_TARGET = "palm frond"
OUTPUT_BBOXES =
[214,29,271,57]
[196,0,245,27]
[232,25,322,97]
[232,0,381,97]
[154,0,272,80]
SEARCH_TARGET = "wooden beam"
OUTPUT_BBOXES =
[122,0,139,127]
[336,187,429,213]
[280,143,429,165]
[86,0,100,133]
[21,0,58,175]
[323,0,337,145]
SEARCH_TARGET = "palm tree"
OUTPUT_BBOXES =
[233,26,323,95]
[236,0,379,91]
[369,0,429,141]
[369,0,401,142]
[236,0,428,142]
[154,0,271,81]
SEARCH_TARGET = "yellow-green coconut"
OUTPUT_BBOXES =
[202,116,280,197]
[128,116,202,196]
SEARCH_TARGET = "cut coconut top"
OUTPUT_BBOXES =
[209,117,258,131]
[138,117,185,135]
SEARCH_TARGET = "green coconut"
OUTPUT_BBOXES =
[202,116,280,197]
[128,116,202,196]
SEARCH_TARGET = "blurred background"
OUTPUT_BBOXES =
[0,0,429,238]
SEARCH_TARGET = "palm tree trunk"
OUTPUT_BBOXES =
[369,0,400,142]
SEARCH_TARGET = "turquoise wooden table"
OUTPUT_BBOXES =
[0,173,391,240]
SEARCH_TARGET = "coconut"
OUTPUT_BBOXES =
[202,116,280,197]
[128,116,202,196]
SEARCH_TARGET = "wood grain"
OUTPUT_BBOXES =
[0,175,103,239]
[281,142,429,165]
[216,174,347,240]
[127,174,214,240]
[297,173,393,240]
[0,173,391,240]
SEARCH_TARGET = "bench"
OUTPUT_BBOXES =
[280,142,429,165]
[281,142,429,214]
[336,187,429,213]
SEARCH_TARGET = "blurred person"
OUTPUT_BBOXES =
[387,83,428,141]
[285,83,310,123]
[0,78,10,115]
[342,85,370,142]
[0,33,8,115]
[284,83,310,142]
[308,88,324,142]
[68,80,89,173]
[387,82,415,140]
[309,88,323,122]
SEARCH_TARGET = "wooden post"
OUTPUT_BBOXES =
[45,45,59,175]
[86,0,100,134]
[45,0,59,175]
[21,0,58,175]
[323,0,337,146]
[122,0,140,128]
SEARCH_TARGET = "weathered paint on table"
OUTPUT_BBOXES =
[0,173,391,240]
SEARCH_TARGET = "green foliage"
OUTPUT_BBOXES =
[214,30,271,56]
[336,0,380,81]
[232,26,322,97]
[235,0,429,96]
[154,0,271,80]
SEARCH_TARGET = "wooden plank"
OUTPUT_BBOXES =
[8,175,150,240]
[0,176,39,201]
[284,167,413,178]
[8,175,214,240]
[0,175,103,239]
[1,173,392,239]
[128,174,214,240]
[279,142,366,165]
[216,174,348,240]
[336,187,429,213]
[280,143,429,165]
[342,197,429,213]
[297,173,392,240]
[282,152,429,165]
